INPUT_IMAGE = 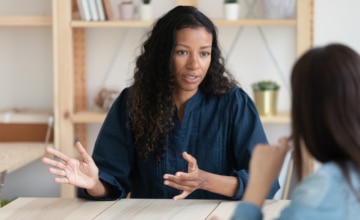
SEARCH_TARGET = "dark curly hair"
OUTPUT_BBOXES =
[128,6,238,161]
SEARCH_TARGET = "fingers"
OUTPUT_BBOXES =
[54,176,69,184]
[44,160,69,184]
[163,173,197,192]
[182,152,198,171]
[173,191,190,200]
[165,173,192,200]
[42,141,91,167]
[278,136,294,151]
[42,157,66,170]
[163,173,186,187]
[182,152,192,161]
[163,152,200,199]
[75,141,93,163]
[49,167,66,177]
[45,146,70,163]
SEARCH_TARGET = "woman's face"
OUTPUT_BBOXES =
[172,27,212,97]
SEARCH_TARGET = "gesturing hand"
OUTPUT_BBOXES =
[249,137,290,186]
[242,137,291,207]
[42,141,99,190]
[163,152,204,200]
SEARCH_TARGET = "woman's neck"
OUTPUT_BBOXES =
[173,89,197,121]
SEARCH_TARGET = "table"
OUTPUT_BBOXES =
[0,198,290,220]
[208,199,291,220]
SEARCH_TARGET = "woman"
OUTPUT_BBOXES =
[232,43,360,219]
[43,6,279,200]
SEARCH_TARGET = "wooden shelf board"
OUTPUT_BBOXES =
[72,111,106,123]
[0,142,51,173]
[213,19,296,26]
[72,110,290,124]
[0,109,53,124]
[72,20,154,28]
[260,112,290,124]
[0,16,52,27]
[71,19,296,28]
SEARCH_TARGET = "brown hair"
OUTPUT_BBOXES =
[290,43,360,195]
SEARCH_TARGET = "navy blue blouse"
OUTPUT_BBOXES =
[78,87,280,200]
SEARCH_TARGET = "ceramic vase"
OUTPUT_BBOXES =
[119,2,135,20]
[140,4,152,21]
[224,3,240,21]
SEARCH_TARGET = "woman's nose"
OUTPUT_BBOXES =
[187,54,200,69]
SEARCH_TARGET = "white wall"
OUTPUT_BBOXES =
[2,0,360,200]
[0,0,52,109]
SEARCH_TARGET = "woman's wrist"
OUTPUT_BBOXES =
[242,179,269,207]
[86,178,108,197]
[200,170,238,197]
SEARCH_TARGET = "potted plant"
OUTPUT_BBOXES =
[252,81,280,116]
[224,0,239,20]
[140,0,152,21]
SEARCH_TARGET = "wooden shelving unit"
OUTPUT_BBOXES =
[0,3,54,176]
[0,16,52,27]
[53,0,313,197]
[71,19,296,28]
[0,109,54,174]
[0,142,53,173]
[71,111,291,124]
[0,109,53,124]
[260,112,290,124]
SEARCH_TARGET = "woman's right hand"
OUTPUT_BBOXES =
[42,141,100,190]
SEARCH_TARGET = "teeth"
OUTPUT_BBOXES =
[185,76,196,79]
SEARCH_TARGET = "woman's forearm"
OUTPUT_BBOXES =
[199,170,239,197]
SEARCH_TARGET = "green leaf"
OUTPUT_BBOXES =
[252,81,280,91]
[1,199,12,207]
[224,0,238,3]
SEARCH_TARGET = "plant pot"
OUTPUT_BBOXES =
[224,3,240,20]
[253,90,278,116]
[118,3,135,20]
[262,0,296,19]
[140,4,152,21]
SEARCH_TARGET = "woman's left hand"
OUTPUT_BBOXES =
[163,152,204,200]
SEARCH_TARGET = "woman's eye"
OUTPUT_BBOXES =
[200,51,210,57]
[176,50,188,55]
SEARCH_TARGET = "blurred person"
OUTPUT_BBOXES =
[231,43,360,219]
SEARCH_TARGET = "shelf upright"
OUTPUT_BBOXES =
[295,0,314,179]
[53,0,76,198]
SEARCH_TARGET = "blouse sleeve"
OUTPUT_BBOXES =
[229,88,279,200]
[231,202,263,220]
[77,88,134,200]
